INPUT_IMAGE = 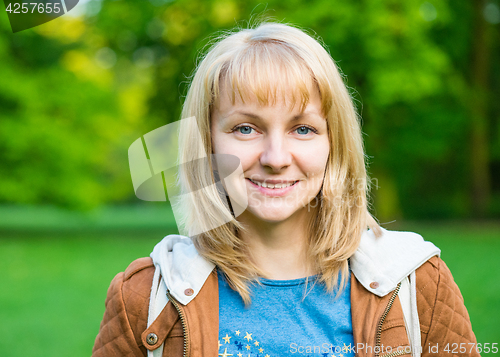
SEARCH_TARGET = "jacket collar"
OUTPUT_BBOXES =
[151,228,440,305]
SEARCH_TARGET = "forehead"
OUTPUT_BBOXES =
[214,80,324,121]
[210,41,327,115]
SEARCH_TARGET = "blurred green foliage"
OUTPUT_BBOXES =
[0,0,499,219]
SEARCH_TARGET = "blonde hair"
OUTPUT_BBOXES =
[176,22,380,305]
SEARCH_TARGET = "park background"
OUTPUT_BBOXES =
[0,0,499,355]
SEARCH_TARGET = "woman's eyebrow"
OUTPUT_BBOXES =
[229,111,323,121]
[293,112,323,120]
[231,111,261,120]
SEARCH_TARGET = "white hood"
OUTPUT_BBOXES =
[350,228,440,297]
[150,234,215,305]
[150,228,440,304]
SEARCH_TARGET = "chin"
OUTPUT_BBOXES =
[257,214,293,224]
[245,206,299,224]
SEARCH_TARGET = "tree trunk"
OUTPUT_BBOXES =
[469,0,493,216]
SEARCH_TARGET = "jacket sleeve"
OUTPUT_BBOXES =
[418,256,480,357]
[92,258,154,357]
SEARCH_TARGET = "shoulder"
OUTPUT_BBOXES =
[123,257,155,283]
[416,256,479,349]
[93,257,155,356]
[104,257,154,303]
[119,257,155,329]
[415,256,467,325]
[104,257,155,306]
[414,255,446,308]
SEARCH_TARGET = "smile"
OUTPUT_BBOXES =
[247,178,299,189]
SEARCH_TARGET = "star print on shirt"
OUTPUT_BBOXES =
[234,341,243,350]
[218,329,271,357]
[244,332,252,341]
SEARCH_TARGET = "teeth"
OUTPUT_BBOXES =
[250,179,262,187]
[249,179,296,189]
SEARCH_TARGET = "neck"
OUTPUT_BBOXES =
[238,208,318,280]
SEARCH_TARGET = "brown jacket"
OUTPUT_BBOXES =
[92,255,479,357]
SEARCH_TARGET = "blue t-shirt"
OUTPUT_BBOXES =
[217,269,355,357]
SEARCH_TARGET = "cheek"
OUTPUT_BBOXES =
[211,131,233,156]
[232,148,258,172]
[298,141,330,178]
[211,134,257,170]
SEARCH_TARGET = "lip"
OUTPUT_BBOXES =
[246,178,299,197]
[248,178,298,184]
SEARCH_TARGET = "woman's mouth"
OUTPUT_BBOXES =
[247,178,299,189]
[246,178,299,197]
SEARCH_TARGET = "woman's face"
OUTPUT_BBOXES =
[211,83,330,225]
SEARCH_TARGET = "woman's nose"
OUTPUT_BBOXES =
[259,134,292,172]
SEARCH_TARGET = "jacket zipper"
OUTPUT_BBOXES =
[166,290,189,357]
[375,282,411,357]
[380,349,409,357]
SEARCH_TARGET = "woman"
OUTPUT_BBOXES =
[92,22,478,357]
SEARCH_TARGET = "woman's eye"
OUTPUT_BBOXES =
[295,126,314,135]
[237,126,254,135]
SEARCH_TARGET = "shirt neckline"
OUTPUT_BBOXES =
[256,275,319,287]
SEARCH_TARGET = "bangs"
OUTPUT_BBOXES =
[209,41,329,114]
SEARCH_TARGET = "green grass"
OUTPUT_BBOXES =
[0,231,176,356]
[0,213,498,356]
